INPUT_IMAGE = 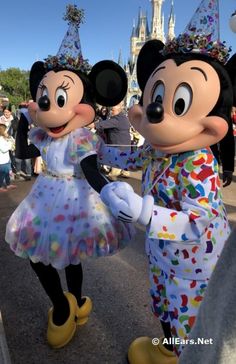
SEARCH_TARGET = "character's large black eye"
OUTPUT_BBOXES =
[173,83,192,116]
[55,88,67,108]
[152,82,165,104]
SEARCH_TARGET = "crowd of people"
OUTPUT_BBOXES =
[88,102,144,180]
[0,98,235,193]
[0,103,43,192]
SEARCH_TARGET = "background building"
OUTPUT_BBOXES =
[122,0,175,108]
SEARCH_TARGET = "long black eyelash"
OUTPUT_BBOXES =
[59,81,70,91]
[38,82,45,90]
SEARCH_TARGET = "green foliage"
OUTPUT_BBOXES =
[0,68,30,107]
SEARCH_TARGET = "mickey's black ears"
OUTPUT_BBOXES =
[89,60,127,106]
[29,61,47,101]
[137,40,165,91]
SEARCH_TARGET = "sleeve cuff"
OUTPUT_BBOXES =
[138,195,154,225]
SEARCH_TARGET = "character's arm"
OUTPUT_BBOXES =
[80,154,109,193]
[70,128,115,193]
[98,142,144,171]
[101,151,221,243]
[95,117,118,130]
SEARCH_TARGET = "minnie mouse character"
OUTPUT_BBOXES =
[5,5,133,349]
[98,0,236,362]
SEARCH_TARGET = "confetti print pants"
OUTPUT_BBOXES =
[149,255,208,356]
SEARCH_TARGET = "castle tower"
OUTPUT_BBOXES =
[150,0,165,42]
[167,0,175,41]
[125,0,175,108]
[130,8,150,62]
[118,48,124,68]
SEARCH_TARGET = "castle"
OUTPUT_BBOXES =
[122,0,175,108]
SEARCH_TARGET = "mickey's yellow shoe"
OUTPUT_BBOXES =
[128,337,178,364]
[47,292,77,349]
[76,296,92,326]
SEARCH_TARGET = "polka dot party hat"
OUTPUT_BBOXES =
[162,0,231,64]
[44,4,90,73]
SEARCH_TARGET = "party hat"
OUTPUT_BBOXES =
[184,0,219,40]
[162,0,231,64]
[44,4,90,72]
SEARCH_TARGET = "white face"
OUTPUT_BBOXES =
[3,110,11,119]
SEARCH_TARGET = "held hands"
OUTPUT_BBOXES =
[100,182,154,225]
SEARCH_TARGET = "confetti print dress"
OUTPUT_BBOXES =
[99,144,231,355]
[5,127,134,269]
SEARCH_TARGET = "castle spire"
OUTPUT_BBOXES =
[131,19,136,37]
[150,0,165,42]
[167,0,175,40]
[118,48,123,68]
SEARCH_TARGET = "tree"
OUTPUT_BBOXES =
[0,68,30,107]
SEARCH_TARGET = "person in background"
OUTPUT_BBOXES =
[0,107,13,131]
[95,102,131,179]
[15,105,39,181]
[96,106,111,174]
[0,104,3,117]
[99,106,109,121]
[0,106,18,175]
[95,106,110,143]
[130,126,145,152]
[0,123,17,192]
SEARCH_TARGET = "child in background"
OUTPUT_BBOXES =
[0,124,17,192]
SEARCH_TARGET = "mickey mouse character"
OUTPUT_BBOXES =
[99,8,236,363]
[5,5,133,349]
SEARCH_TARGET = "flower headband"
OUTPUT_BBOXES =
[162,33,231,64]
[44,54,91,73]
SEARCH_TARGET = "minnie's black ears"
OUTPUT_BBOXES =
[89,60,127,106]
[137,39,165,91]
[29,61,47,101]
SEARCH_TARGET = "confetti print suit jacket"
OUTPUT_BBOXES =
[99,144,230,280]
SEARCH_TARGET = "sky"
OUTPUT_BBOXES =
[1,0,236,71]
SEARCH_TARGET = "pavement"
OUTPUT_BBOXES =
[0,166,236,364]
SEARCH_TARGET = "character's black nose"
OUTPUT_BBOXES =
[146,102,164,123]
[38,95,50,111]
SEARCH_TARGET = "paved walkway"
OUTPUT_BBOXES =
[0,312,11,364]
[0,167,236,364]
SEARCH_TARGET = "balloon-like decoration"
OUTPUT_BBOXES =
[229,11,236,33]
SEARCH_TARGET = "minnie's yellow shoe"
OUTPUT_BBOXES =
[47,292,77,349]
[76,296,92,326]
[128,337,178,364]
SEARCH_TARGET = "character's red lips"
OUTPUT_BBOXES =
[49,123,68,134]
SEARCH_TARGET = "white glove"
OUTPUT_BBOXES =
[100,182,154,225]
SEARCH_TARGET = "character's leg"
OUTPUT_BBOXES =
[30,260,69,325]
[5,163,16,189]
[165,275,208,356]
[65,263,92,326]
[0,165,6,190]
[161,321,173,351]
[128,261,177,364]
[30,261,77,348]
[24,158,32,179]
